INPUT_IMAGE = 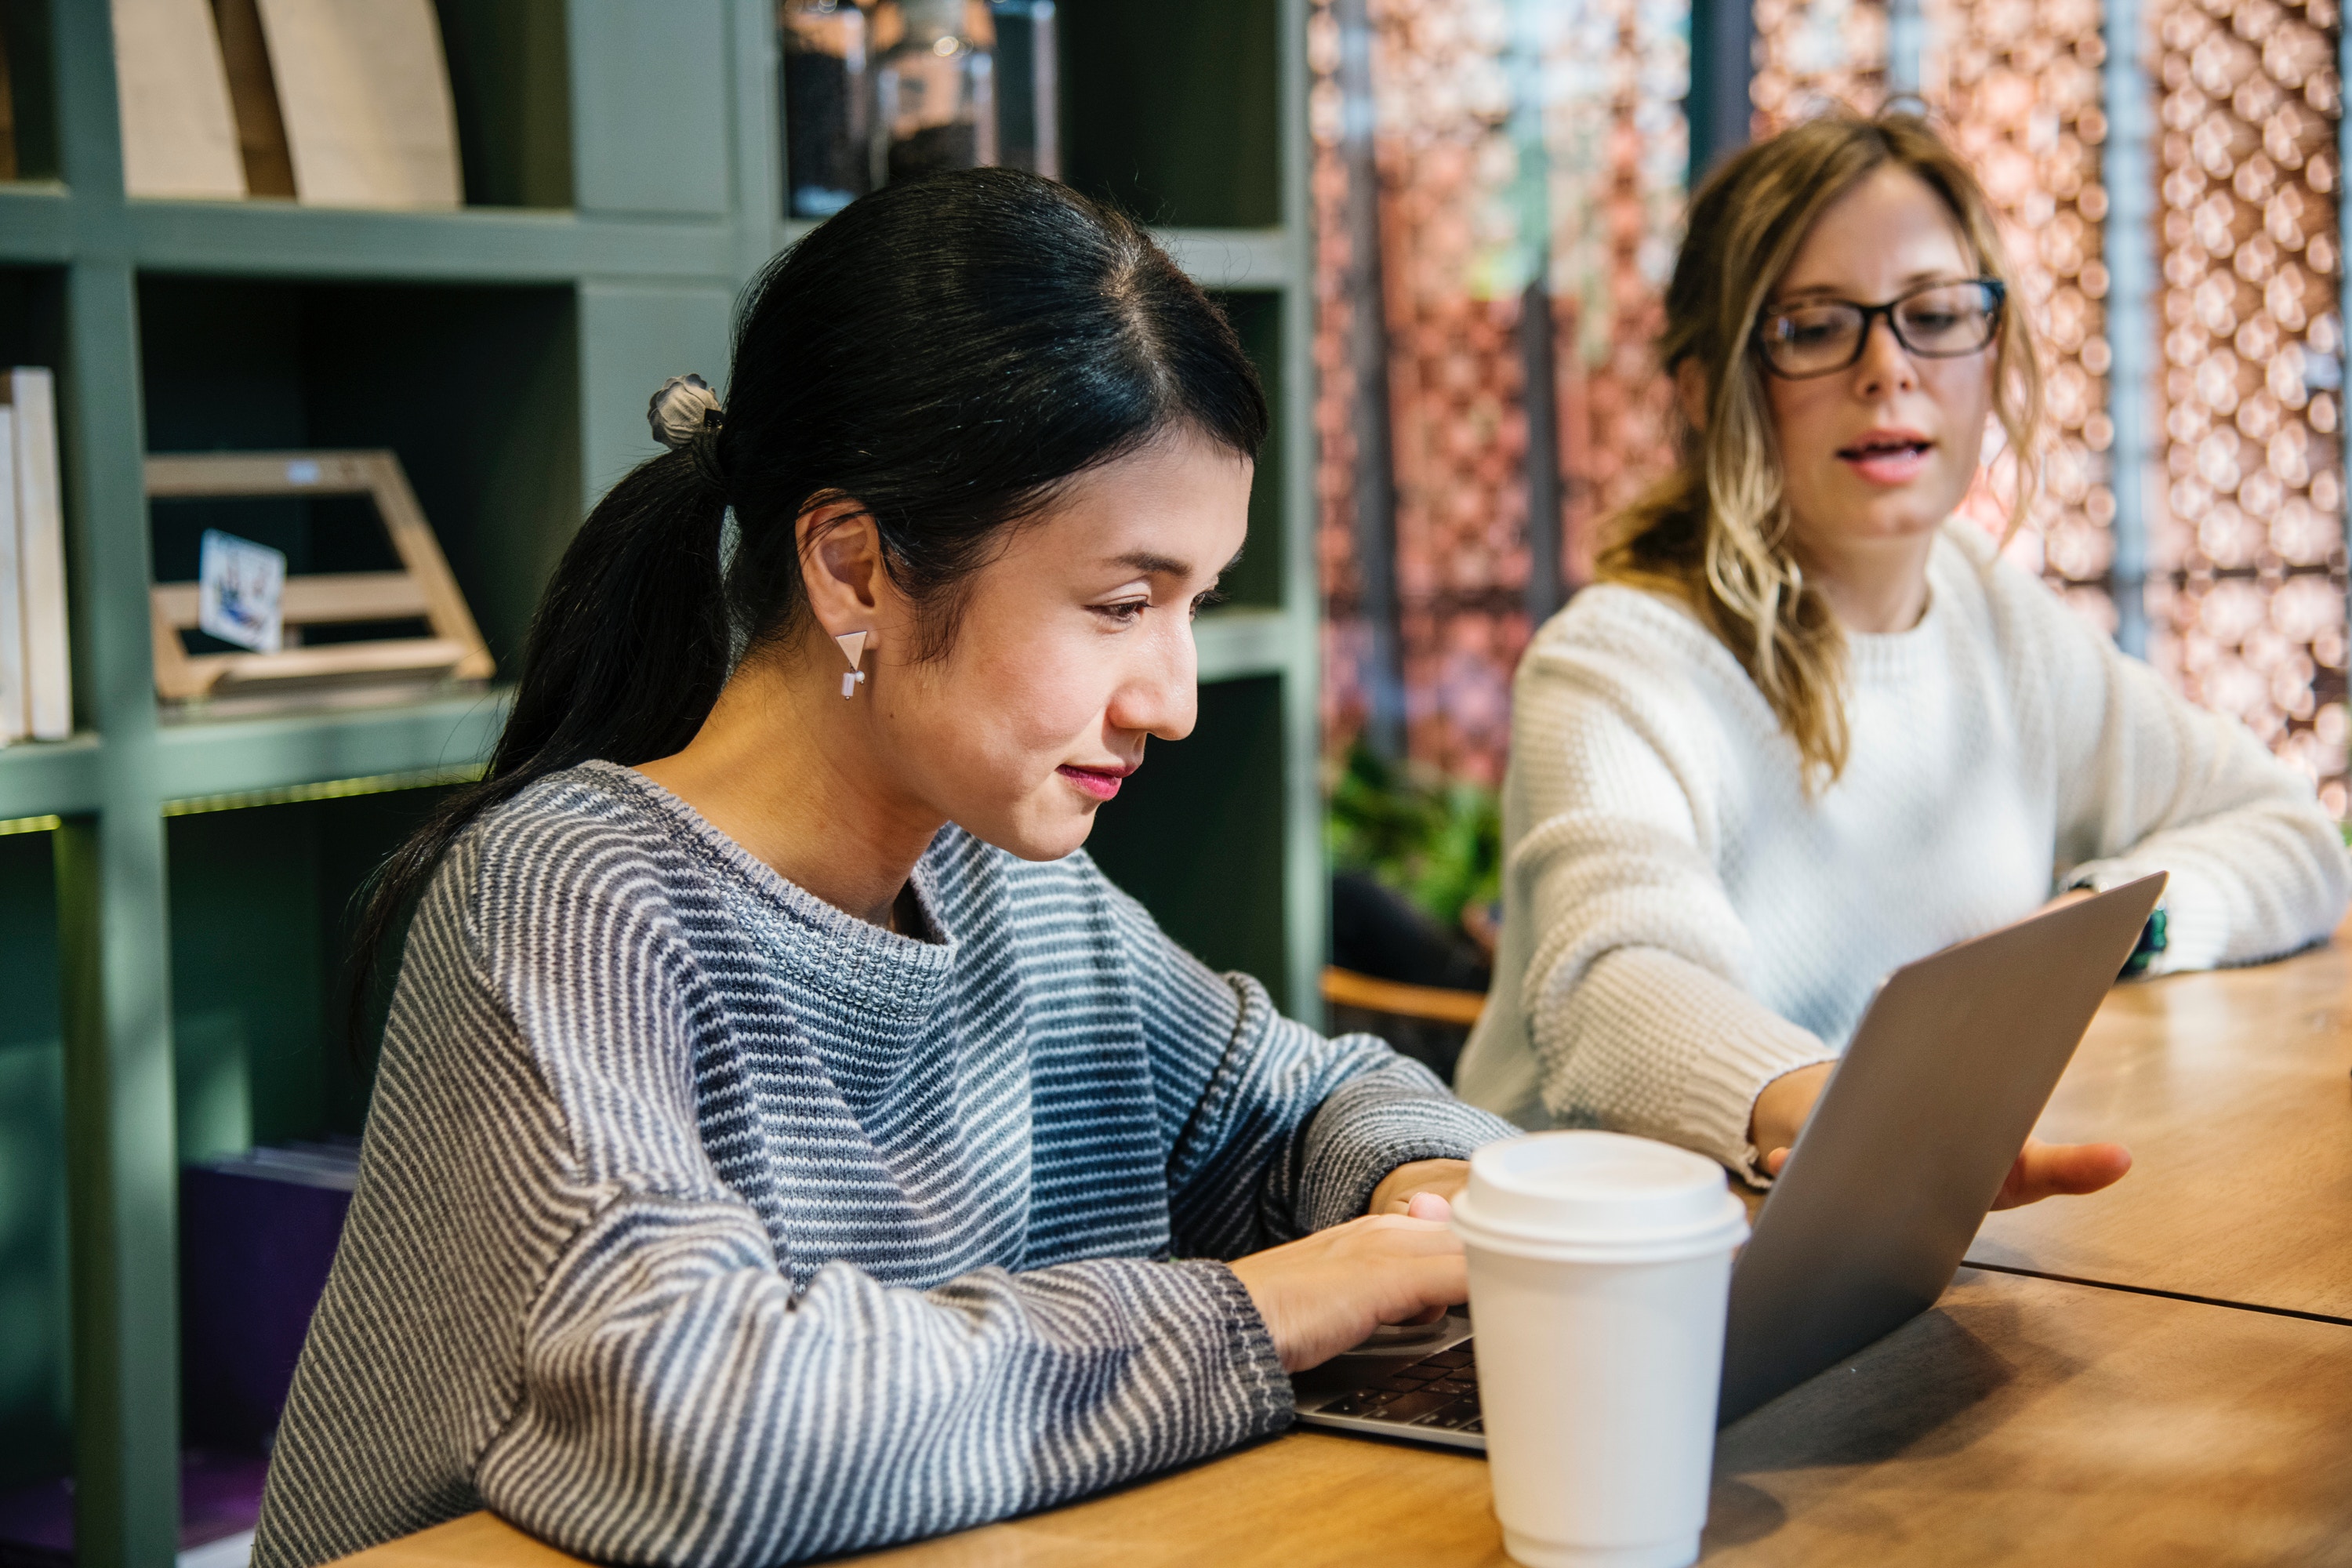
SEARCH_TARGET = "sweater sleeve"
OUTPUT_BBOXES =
[2020,566,2352,971]
[441,847,1292,1566]
[1097,881,1517,1256]
[1508,618,1837,1178]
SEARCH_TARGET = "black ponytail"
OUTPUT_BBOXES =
[347,169,1268,1044]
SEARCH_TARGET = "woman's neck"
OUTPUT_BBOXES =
[634,652,940,929]
[1793,522,1939,634]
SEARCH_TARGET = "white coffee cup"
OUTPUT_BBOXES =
[1451,1131,1749,1568]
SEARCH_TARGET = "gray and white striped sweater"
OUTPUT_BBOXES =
[255,761,1515,1567]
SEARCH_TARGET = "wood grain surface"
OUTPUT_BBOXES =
[1968,935,2352,1319]
[1702,1269,2352,1566]
[339,1270,2352,1568]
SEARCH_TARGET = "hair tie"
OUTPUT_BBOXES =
[648,373,728,495]
[648,373,722,448]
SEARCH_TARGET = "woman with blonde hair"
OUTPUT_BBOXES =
[1454,111,2350,1192]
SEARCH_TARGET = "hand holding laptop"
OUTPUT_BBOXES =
[1754,1059,2133,1207]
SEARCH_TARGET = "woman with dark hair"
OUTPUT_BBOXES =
[254,171,1511,1568]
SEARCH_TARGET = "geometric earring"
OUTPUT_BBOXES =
[834,630,869,698]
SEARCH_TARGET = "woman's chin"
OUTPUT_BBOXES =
[973,801,1101,864]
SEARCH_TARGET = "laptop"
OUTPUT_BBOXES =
[1292,873,2168,1447]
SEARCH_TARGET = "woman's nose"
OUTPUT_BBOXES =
[1852,315,1918,398]
[1109,621,1199,743]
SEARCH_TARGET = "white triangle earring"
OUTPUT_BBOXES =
[835,630,868,698]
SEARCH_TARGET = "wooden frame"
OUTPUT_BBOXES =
[145,449,495,700]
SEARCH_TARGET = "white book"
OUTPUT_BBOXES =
[110,0,249,199]
[255,0,462,209]
[0,406,21,745]
[9,369,70,742]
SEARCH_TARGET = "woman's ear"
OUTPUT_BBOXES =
[797,494,889,640]
[1675,358,1711,434]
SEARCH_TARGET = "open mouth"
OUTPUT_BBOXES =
[1836,432,1934,484]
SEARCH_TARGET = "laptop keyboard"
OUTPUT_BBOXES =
[1309,1343,1484,1433]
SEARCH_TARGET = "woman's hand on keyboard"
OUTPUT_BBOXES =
[1229,1192,1466,1373]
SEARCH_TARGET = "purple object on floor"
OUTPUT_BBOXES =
[180,1142,359,1452]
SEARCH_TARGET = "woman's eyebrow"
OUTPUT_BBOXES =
[1109,550,1192,577]
[1771,268,1976,303]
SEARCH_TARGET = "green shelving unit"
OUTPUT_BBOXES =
[0,2,1320,1566]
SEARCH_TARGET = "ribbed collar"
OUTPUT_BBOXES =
[1842,539,1955,684]
[579,761,962,1043]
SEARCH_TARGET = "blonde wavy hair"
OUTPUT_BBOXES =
[1599,111,2044,785]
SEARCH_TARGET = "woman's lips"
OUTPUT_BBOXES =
[1057,764,1131,801]
[1838,438,1934,485]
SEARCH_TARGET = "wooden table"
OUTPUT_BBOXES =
[339,949,2352,1568]
[1969,936,2352,1320]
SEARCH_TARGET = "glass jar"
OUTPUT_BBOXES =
[781,0,871,218]
[871,0,996,185]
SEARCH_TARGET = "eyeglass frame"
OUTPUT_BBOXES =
[1751,277,2008,379]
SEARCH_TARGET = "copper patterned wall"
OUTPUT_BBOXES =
[1316,0,2349,808]
[1310,0,1687,784]
[2145,0,2347,810]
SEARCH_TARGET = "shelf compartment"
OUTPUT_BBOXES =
[0,824,67,1500]
[156,689,506,809]
[0,731,97,822]
[1,0,57,186]
[114,202,737,283]
[432,0,572,210]
[140,274,580,673]
[1062,0,1280,229]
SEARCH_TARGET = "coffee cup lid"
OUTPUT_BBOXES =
[1451,1131,1747,1261]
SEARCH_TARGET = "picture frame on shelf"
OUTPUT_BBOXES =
[146,449,494,703]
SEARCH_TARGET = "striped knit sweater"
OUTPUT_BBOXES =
[254,761,1514,1568]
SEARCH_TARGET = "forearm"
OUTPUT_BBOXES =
[1534,945,1835,1176]
[485,1202,1290,1566]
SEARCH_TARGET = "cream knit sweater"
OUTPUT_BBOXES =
[1454,524,2351,1175]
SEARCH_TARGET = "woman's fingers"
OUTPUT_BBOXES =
[1229,1212,1469,1372]
[1764,1136,2128,1208]
[1992,1138,2132,1209]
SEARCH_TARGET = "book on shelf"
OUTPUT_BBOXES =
[6,370,69,742]
[110,0,249,199]
[213,0,299,198]
[253,0,463,209]
[0,403,20,744]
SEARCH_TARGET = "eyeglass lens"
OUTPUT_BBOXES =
[1759,282,2000,376]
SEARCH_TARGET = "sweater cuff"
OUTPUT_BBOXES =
[1185,1260,1295,1436]
[1294,1054,1521,1231]
[1542,946,1836,1186]
[2063,858,2223,974]
[1692,1032,1839,1188]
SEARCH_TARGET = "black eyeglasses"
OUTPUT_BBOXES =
[1754,278,2006,379]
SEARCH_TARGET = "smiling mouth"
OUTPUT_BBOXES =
[1057,764,1134,802]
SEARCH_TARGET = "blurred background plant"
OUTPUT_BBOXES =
[1326,742,1501,935]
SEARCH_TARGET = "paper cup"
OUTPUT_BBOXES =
[1452,1131,1749,1568]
